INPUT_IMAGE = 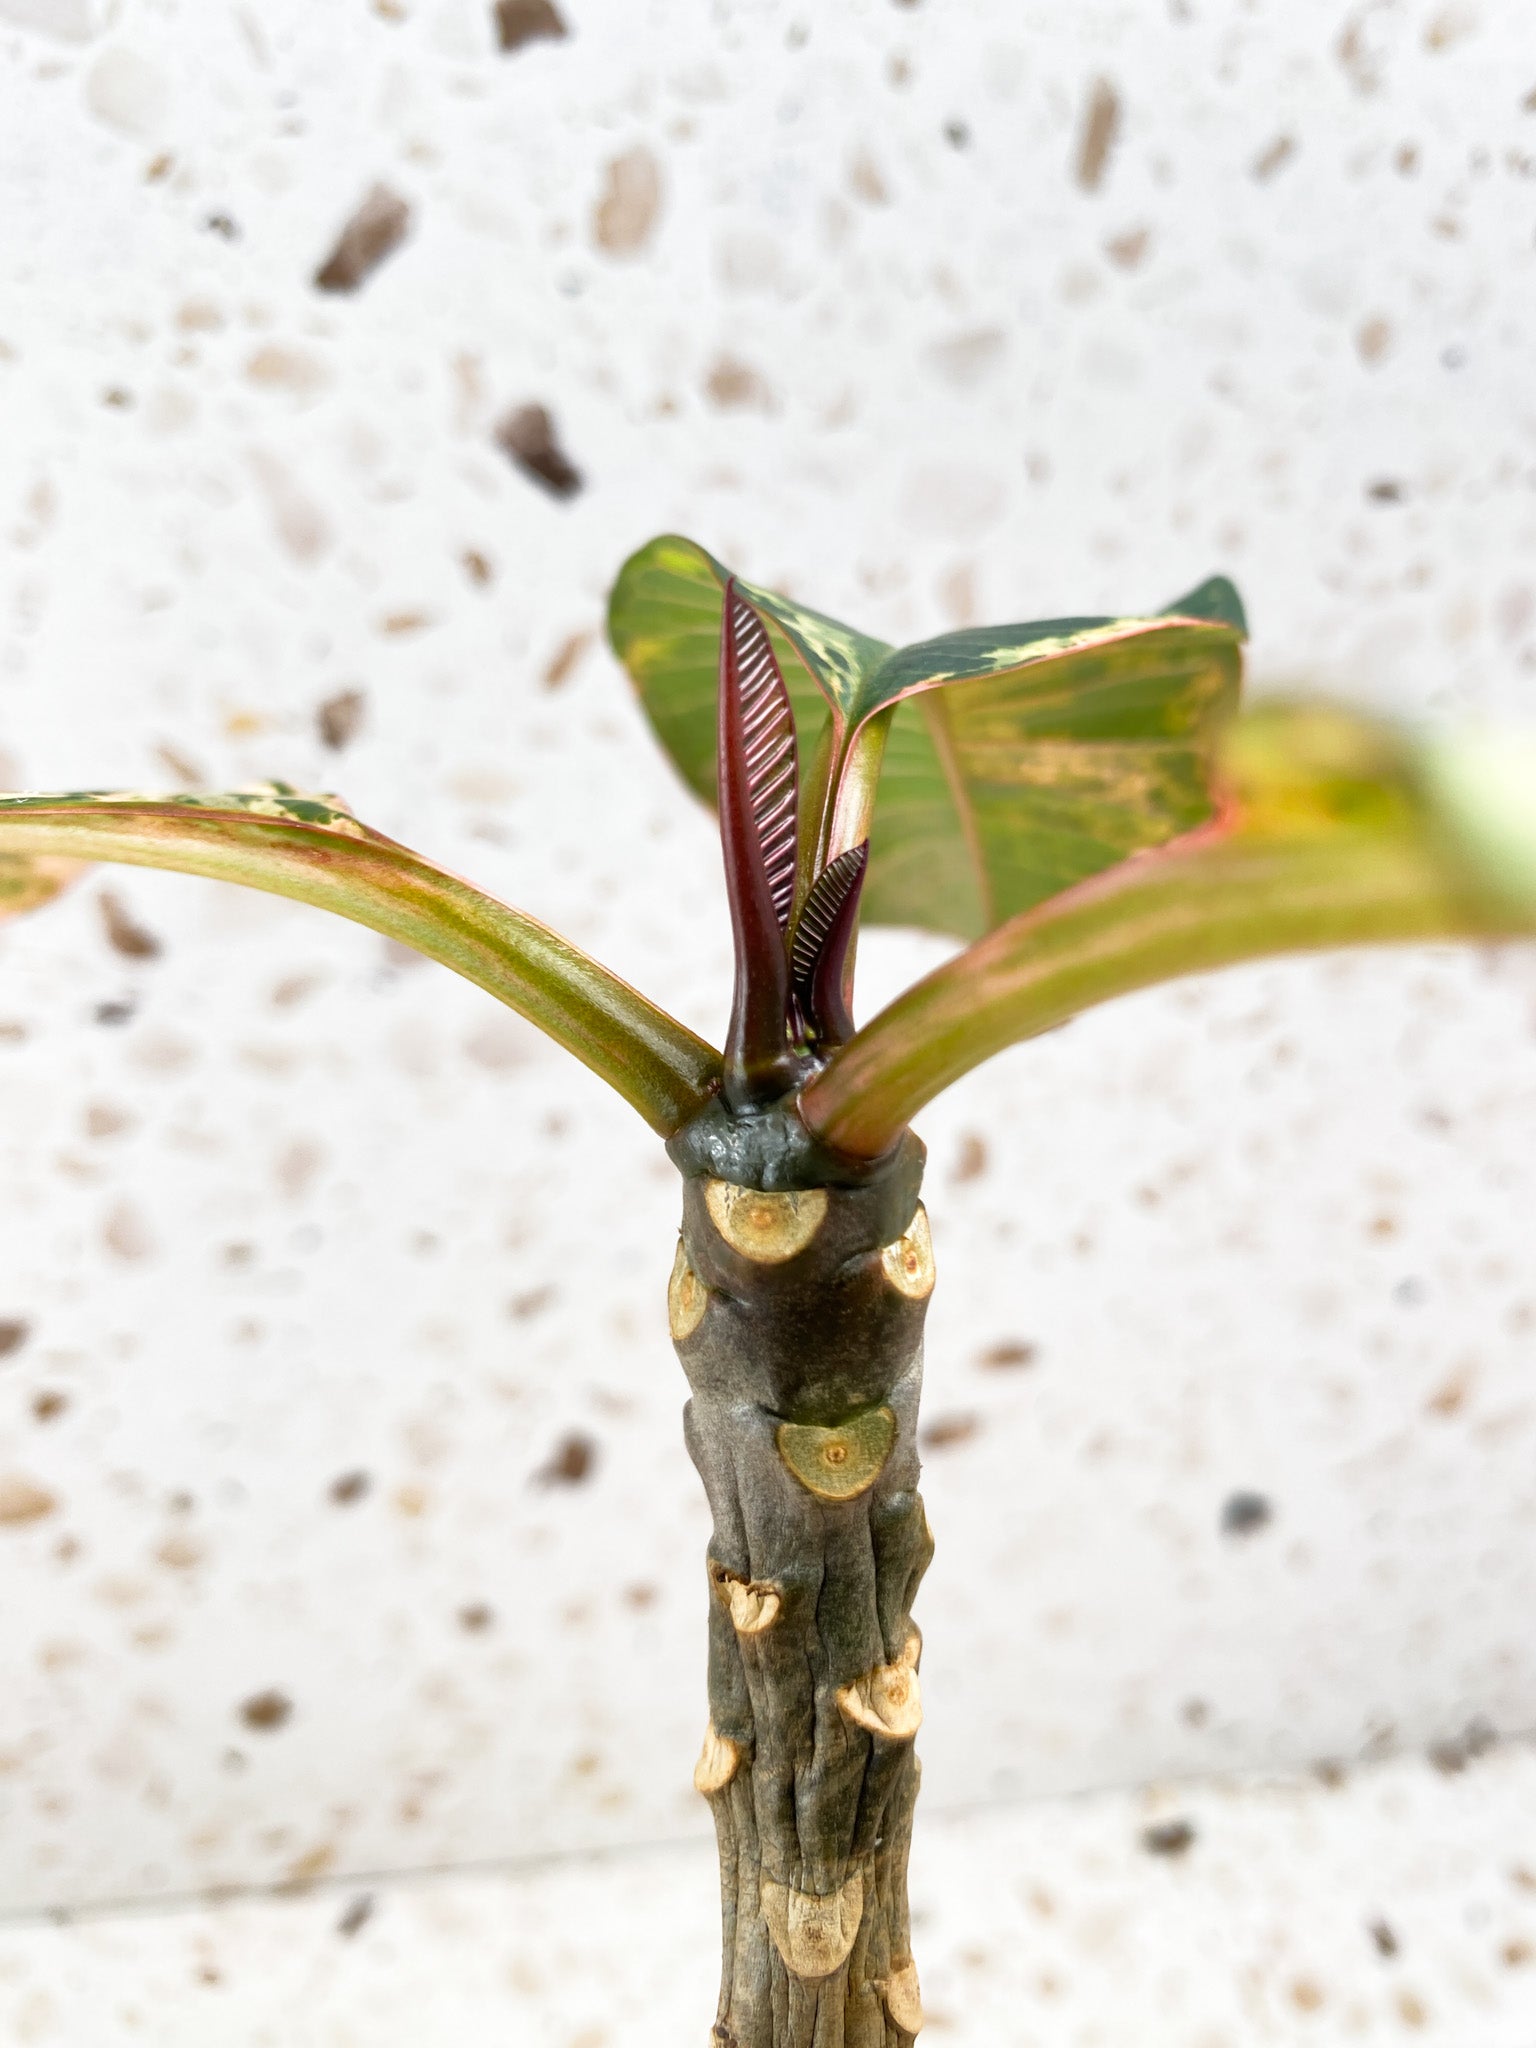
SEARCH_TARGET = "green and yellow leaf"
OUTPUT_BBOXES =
[0,785,721,1134]
[799,703,1536,1159]
[862,600,1242,935]
[608,534,1245,939]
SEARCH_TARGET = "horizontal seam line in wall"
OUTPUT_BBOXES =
[3,1725,1534,1932]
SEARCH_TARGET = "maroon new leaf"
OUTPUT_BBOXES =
[730,586,799,931]
[718,579,801,1102]
[791,841,868,1048]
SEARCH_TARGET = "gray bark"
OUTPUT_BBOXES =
[668,1110,934,2047]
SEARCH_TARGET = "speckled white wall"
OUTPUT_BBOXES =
[1,0,1534,1916]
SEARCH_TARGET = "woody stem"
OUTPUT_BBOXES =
[667,1131,935,2047]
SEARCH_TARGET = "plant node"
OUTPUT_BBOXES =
[760,1869,865,1981]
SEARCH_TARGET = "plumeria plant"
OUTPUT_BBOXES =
[4,532,1535,2046]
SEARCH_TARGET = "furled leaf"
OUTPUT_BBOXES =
[723,583,799,934]
[608,534,886,799]
[717,584,801,1101]
[0,787,721,1134]
[798,703,1536,1159]
[608,534,1244,942]
[607,534,892,894]
[790,841,868,1047]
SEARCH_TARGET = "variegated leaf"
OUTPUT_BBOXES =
[609,535,1245,941]
[799,703,1536,1158]
[0,788,721,1134]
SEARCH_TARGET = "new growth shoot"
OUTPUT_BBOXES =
[717,578,868,1110]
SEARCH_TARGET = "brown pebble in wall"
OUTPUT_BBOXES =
[0,1474,57,1526]
[1357,315,1393,364]
[495,405,583,498]
[494,0,567,51]
[99,890,162,960]
[314,185,412,293]
[533,1431,596,1485]
[103,1200,155,1262]
[592,145,661,257]
[336,1892,375,1938]
[542,631,591,688]
[1105,226,1150,270]
[1076,78,1121,191]
[240,1689,294,1731]
[317,689,366,750]
[1142,1817,1196,1857]
[922,1413,980,1450]
[1369,1916,1400,1957]
[1253,134,1297,181]
[978,1340,1037,1370]
[704,355,775,412]
[1221,1491,1274,1537]
[950,1134,988,1184]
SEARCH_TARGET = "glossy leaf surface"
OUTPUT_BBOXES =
[862,607,1242,936]
[800,704,1536,1158]
[609,534,1244,940]
[0,787,721,1134]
